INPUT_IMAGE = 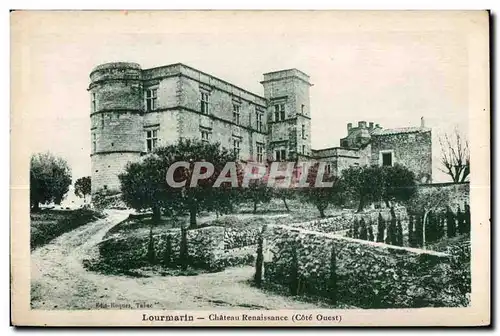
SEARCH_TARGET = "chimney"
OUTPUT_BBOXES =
[358,121,367,128]
[369,122,374,129]
[347,123,352,132]
[420,116,425,128]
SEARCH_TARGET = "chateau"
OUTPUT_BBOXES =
[89,62,432,194]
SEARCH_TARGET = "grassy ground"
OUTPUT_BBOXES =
[105,199,348,240]
[30,208,104,250]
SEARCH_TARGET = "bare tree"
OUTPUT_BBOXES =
[439,128,470,183]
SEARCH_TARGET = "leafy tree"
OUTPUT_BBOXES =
[243,179,273,214]
[342,164,416,212]
[30,152,72,211]
[254,226,266,287]
[298,163,346,218]
[408,214,415,247]
[157,139,242,228]
[446,206,457,238]
[119,139,241,228]
[147,225,156,264]
[359,218,368,240]
[352,218,360,239]
[368,224,375,242]
[273,187,293,212]
[342,165,385,212]
[386,207,397,245]
[74,176,91,204]
[396,218,404,246]
[119,154,167,222]
[179,226,188,270]
[162,235,173,267]
[464,204,471,234]
[382,164,416,207]
[376,213,385,243]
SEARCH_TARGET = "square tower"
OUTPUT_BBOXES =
[261,69,312,162]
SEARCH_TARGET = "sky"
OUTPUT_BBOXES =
[13,11,471,185]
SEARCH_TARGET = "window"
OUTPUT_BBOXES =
[301,104,305,114]
[382,152,393,166]
[325,163,332,175]
[101,113,104,128]
[341,140,349,148]
[256,111,263,132]
[91,93,96,112]
[256,143,264,163]
[274,104,285,122]
[201,130,210,143]
[301,124,306,139]
[275,149,286,162]
[233,138,241,158]
[201,92,210,114]
[92,133,96,153]
[145,129,158,152]
[145,88,158,111]
[233,104,241,125]
[302,145,306,154]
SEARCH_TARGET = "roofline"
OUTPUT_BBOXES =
[312,146,358,152]
[143,63,267,101]
[371,128,432,136]
[263,68,310,79]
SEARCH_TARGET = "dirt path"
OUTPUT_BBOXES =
[31,210,323,310]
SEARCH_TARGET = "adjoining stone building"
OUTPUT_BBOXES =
[313,119,432,184]
[89,62,432,194]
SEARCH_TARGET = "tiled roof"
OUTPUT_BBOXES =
[371,127,431,136]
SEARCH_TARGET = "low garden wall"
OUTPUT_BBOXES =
[98,226,225,271]
[417,182,470,209]
[224,226,260,250]
[261,224,468,308]
[287,207,408,234]
[98,223,258,272]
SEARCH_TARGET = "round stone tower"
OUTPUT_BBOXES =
[89,62,144,194]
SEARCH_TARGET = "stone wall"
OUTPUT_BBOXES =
[98,226,225,270]
[261,224,465,308]
[91,152,140,193]
[98,223,259,271]
[224,226,260,250]
[416,182,470,210]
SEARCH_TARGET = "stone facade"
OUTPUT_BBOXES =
[371,126,432,183]
[89,62,308,194]
[89,62,432,194]
[316,119,432,182]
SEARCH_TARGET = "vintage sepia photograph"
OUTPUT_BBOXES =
[10,10,490,326]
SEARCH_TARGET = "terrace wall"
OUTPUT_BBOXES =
[261,224,467,308]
